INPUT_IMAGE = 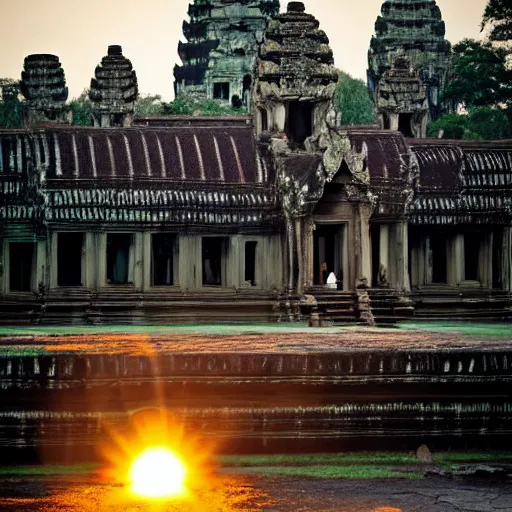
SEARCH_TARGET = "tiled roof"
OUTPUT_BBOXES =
[0,126,271,185]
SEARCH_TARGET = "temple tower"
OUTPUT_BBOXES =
[253,1,338,143]
[89,45,138,128]
[20,54,71,126]
[173,0,279,105]
[368,0,451,133]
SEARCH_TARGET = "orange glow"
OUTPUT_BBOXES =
[129,447,187,498]
[99,408,215,503]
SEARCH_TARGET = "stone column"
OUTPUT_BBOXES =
[395,221,410,291]
[453,234,464,284]
[503,227,512,292]
[379,224,389,284]
[96,233,107,288]
[133,232,144,290]
[84,232,95,288]
[295,218,304,295]
[0,238,5,293]
[304,219,315,289]
[360,207,372,287]
[285,217,295,293]
[227,235,241,289]
[389,114,399,131]
[141,232,151,291]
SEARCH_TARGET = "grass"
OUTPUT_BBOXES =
[0,464,96,476]
[1,452,511,480]
[0,323,350,337]
[398,321,512,338]
[219,452,419,467]
[240,465,423,479]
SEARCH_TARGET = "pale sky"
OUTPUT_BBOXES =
[0,0,488,101]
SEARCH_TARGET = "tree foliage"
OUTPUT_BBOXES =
[442,39,512,108]
[134,94,165,117]
[334,72,376,126]
[163,94,247,116]
[427,107,512,140]
[482,0,512,42]
[0,79,23,129]
[69,89,93,126]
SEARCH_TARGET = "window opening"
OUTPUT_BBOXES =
[107,234,132,284]
[464,234,480,281]
[9,242,34,291]
[398,113,413,137]
[244,241,257,286]
[286,101,313,145]
[152,234,177,286]
[492,231,503,289]
[202,237,225,286]
[431,236,447,283]
[213,82,230,100]
[57,233,83,286]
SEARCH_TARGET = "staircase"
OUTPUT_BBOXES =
[302,287,360,325]
[367,288,415,326]
[411,288,512,322]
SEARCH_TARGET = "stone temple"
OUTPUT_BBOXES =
[173,0,279,106]
[368,0,452,136]
[0,1,511,325]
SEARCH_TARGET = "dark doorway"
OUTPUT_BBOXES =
[57,233,83,286]
[398,113,413,137]
[431,235,447,284]
[107,234,132,285]
[260,109,268,132]
[371,224,380,286]
[492,230,503,289]
[242,74,252,105]
[9,242,34,292]
[287,101,313,145]
[152,234,177,286]
[313,224,343,286]
[213,82,230,100]
[464,234,480,281]
[383,114,390,130]
[202,237,226,286]
[244,241,257,286]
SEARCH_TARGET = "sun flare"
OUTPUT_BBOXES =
[129,447,187,499]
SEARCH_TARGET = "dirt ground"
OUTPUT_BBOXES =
[0,472,511,512]
[2,328,512,357]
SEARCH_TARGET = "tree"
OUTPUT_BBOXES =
[427,107,512,140]
[334,72,376,126]
[134,94,165,117]
[69,89,92,126]
[162,94,247,116]
[442,39,512,109]
[0,79,23,129]
[482,0,512,42]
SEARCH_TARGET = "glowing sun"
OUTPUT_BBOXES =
[129,447,187,498]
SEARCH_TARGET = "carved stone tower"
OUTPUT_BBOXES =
[375,58,429,138]
[174,0,279,105]
[253,1,338,143]
[368,0,451,134]
[20,54,71,126]
[89,45,138,128]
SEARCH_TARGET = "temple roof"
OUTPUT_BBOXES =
[408,139,512,224]
[0,125,270,185]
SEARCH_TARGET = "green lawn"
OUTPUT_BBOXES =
[398,321,512,338]
[2,452,510,479]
